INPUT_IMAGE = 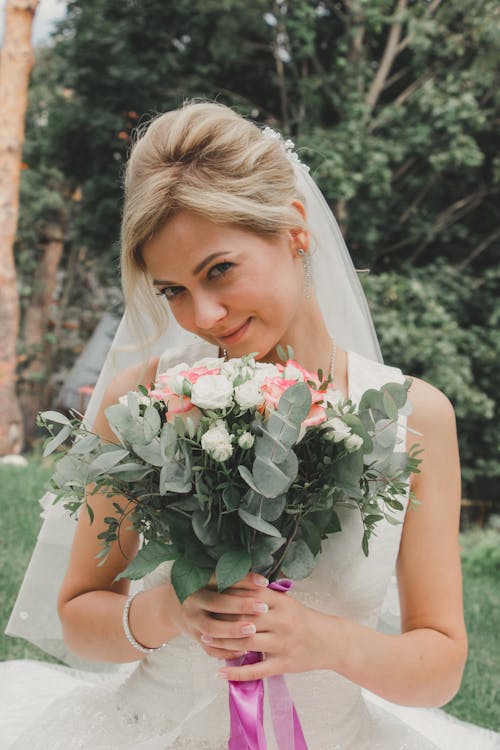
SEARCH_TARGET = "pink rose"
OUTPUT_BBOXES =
[148,389,202,426]
[178,365,220,384]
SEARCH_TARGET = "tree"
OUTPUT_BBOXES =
[0,0,39,455]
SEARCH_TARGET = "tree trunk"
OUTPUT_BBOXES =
[0,0,39,455]
[19,223,65,444]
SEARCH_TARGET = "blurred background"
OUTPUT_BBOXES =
[0,0,499,729]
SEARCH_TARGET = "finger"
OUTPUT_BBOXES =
[216,656,278,682]
[198,590,270,617]
[201,644,249,660]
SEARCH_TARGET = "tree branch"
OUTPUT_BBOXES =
[364,0,408,116]
[455,227,500,270]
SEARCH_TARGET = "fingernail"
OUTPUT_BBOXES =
[253,574,269,587]
[253,602,269,613]
[216,671,228,679]
[201,634,215,644]
[241,623,256,635]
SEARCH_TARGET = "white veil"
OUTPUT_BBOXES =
[6,149,390,669]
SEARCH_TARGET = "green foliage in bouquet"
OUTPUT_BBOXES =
[38,357,421,603]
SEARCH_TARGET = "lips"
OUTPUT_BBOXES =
[217,318,252,345]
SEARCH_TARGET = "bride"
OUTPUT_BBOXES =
[2,101,499,750]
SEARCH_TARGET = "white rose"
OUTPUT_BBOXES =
[238,431,255,449]
[195,356,226,369]
[221,359,255,383]
[157,362,191,395]
[201,423,233,461]
[234,381,264,410]
[323,416,352,443]
[345,433,364,452]
[118,392,151,407]
[283,363,305,381]
[253,362,280,385]
[190,374,234,409]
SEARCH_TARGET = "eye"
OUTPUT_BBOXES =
[155,285,184,300]
[208,261,233,279]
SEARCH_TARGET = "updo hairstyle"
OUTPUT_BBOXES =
[121,101,307,337]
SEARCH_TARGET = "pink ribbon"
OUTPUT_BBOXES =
[226,579,308,750]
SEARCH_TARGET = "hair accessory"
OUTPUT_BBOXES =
[261,126,310,172]
[297,248,313,299]
[122,592,167,655]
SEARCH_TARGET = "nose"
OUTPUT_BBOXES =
[192,292,227,332]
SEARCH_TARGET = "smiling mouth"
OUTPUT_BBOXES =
[217,318,252,344]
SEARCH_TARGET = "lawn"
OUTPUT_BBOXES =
[1,457,499,731]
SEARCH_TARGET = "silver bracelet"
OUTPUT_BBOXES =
[122,592,167,655]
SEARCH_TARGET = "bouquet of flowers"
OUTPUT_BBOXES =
[39,349,421,603]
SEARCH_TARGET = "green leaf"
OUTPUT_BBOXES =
[251,536,286,569]
[171,557,213,603]
[277,382,312,424]
[362,531,369,557]
[88,448,129,476]
[325,510,342,534]
[261,494,286,522]
[254,428,292,463]
[114,541,177,581]
[363,514,384,526]
[252,451,298,498]
[281,539,317,579]
[382,391,398,421]
[39,410,71,425]
[143,404,162,441]
[301,518,322,555]
[68,433,101,455]
[160,422,178,459]
[192,509,219,546]
[238,465,261,493]
[42,424,72,456]
[222,486,242,511]
[382,382,408,409]
[216,549,251,591]
[132,439,163,467]
[238,508,282,537]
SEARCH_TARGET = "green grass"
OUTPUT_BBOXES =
[1,457,499,731]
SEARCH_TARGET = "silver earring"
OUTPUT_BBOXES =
[297,248,312,300]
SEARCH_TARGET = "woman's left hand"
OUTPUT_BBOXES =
[202,579,332,681]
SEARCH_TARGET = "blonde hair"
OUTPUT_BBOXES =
[121,101,306,339]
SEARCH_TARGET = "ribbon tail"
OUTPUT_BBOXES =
[227,651,267,750]
[268,674,308,750]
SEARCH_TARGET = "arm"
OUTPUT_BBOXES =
[213,377,468,707]
[57,356,181,662]
[58,356,269,663]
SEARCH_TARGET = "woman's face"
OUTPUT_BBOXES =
[141,210,308,360]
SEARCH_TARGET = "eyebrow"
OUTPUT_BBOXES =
[152,252,225,286]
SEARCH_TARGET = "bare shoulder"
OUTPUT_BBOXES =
[405,375,457,448]
[93,356,160,441]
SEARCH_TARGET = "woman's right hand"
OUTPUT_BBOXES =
[166,572,270,660]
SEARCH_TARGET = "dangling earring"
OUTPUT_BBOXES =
[297,248,312,300]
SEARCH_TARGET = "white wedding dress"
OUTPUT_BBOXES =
[1,348,499,750]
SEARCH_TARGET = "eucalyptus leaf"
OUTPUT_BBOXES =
[382,391,398,421]
[254,428,292,463]
[171,557,213,603]
[39,410,71,425]
[132,439,163,467]
[251,536,286,569]
[88,448,129,476]
[192,509,219,546]
[277,382,312,424]
[143,404,162,442]
[238,508,282,537]
[114,541,177,581]
[222,486,241,511]
[382,382,408,409]
[301,519,322,555]
[43,424,72,456]
[238,465,261,493]
[216,549,251,591]
[280,539,317,579]
[252,451,298,498]
[261,494,286,522]
[160,422,178,459]
[68,433,101,455]
[373,419,398,449]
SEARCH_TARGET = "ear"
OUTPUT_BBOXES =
[288,199,310,253]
